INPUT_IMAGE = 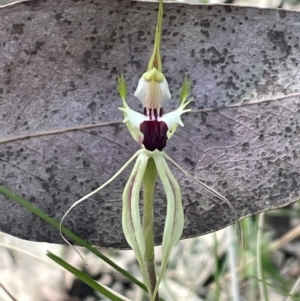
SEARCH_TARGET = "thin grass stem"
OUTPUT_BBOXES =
[227,226,239,301]
[286,275,300,301]
[213,233,221,301]
[257,212,269,301]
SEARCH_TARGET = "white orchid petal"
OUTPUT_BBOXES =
[160,76,171,102]
[134,76,147,103]
[134,68,171,110]
[160,110,184,128]
[119,104,147,144]
[119,105,146,128]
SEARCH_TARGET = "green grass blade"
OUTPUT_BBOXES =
[47,251,128,301]
[266,208,300,219]
[0,185,146,292]
[250,275,300,301]
[257,212,269,301]
[240,217,258,300]
[213,233,221,301]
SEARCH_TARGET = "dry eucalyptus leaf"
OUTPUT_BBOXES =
[0,0,28,7]
[1,0,300,248]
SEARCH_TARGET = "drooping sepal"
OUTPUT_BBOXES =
[152,152,184,299]
[122,152,151,294]
[122,149,185,301]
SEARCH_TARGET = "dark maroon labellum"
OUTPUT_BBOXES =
[140,120,168,151]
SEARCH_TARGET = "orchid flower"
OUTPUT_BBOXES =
[118,68,191,299]
[117,1,192,299]
[60,1,233,300]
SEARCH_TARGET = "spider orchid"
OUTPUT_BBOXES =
[118,71,191,300]
[117,1,192,298]
[60,1,232,300]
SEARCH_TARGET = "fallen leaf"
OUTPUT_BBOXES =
[1,0,300,248]
[0,0,28,7]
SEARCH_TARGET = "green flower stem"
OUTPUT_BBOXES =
[143,158,159,301]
